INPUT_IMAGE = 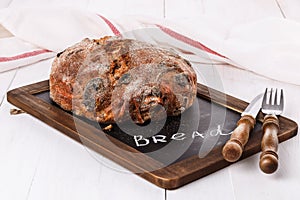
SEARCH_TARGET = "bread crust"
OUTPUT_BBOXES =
[50,36,197,124]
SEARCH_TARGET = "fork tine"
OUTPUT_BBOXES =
[274,88,278,105]
[279,89,284,110]
[269,88,274,105]
[262,88,268,107]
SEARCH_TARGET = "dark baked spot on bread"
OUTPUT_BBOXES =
[119,73,131,85]
[56,50,65,57]
[66,49,84,57]
[83,78,104,111]
[175,73,189,87]
[183,58,192,66]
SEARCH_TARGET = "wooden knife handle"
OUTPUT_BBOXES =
[259,115,279,174]
[222,115,255,162]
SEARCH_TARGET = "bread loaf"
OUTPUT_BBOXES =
[50,36,197,124]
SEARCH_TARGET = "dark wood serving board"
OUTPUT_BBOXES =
[7,80,298,189]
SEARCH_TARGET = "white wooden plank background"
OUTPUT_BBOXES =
[1,1,300,200]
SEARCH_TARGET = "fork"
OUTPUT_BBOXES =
[259,88,284,174]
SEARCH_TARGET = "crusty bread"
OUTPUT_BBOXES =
[50,36,197,124]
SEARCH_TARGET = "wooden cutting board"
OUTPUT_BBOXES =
[7,80,298,189]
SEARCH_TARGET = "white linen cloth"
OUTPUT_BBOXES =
[0,7,300,85]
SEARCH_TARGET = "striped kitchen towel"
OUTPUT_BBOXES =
[0,7,230,74]
[1,7,300,85]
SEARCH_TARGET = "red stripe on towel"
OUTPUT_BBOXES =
[98,15,121,36]
[156,24,226,58]
[0,49,52,63]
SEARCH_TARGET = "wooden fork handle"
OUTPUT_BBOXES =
[259,115,279,174]
[222,115,255,162]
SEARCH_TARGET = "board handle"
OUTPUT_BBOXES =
[259,115,279,174]
[222,115,255,162]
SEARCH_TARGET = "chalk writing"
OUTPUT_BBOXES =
[192,131,204,139]
[133,125,232,147]
[171,133,186,140]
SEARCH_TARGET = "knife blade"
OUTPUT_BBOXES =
[222,93,263,162]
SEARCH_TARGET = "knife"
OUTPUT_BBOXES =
[222,93,263,162]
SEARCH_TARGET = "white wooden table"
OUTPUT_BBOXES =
[1,1,300,199]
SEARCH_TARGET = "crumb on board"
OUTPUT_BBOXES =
[103,124,113,131]
[10,108,26,115]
